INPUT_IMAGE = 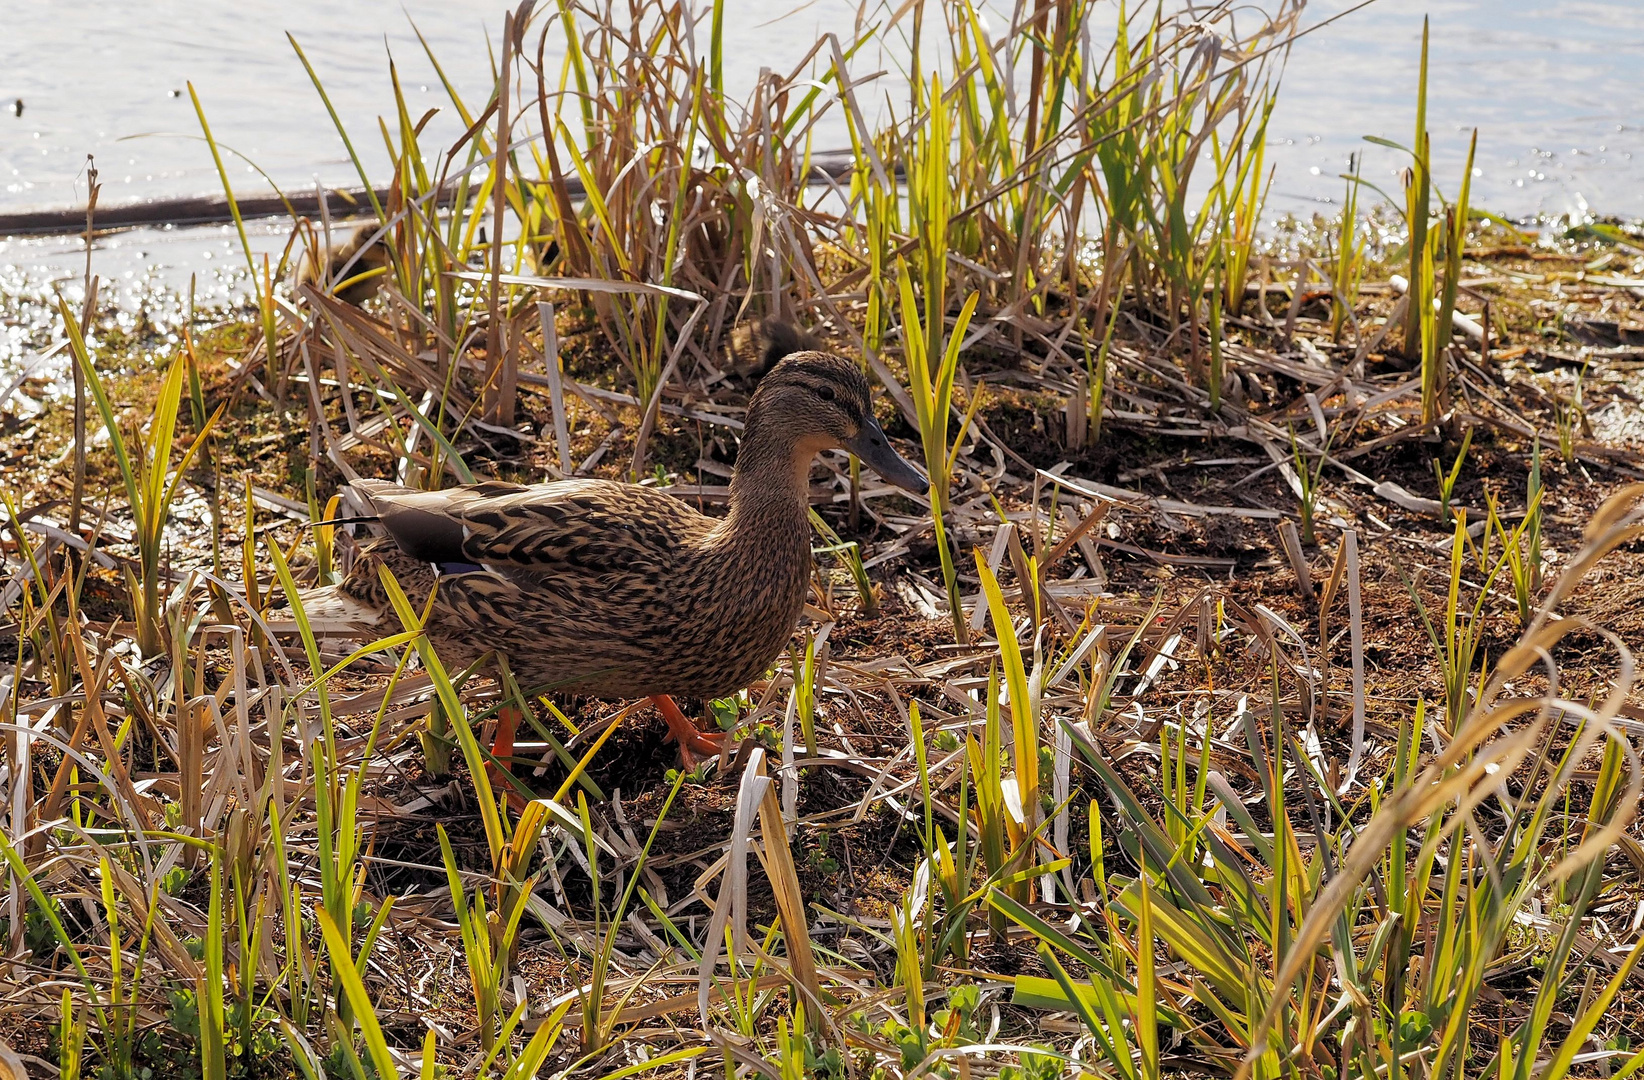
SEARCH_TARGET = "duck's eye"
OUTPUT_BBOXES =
[815,384,836,402]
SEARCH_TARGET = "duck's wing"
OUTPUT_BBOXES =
[348,477,708,580]
[345,478,479,563]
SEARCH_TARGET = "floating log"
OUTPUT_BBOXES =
[0,186,398,237]
[0,153,872,238]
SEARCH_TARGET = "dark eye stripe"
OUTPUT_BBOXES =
[771,360,868,417]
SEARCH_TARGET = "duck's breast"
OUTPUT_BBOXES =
[661,532,811,698]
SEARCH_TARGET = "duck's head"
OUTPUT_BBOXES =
[745,350,929,496]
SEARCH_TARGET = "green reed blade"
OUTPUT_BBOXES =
[287,35,385,221]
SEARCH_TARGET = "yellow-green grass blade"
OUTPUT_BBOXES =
[186,83,265,283]
[58,296,136,516]
[986,888,1114,978]
[975,552,1039,834]
[0,833,110,1034]
[1136,861,1160,1080]
[201,853,228,1080]
[378,567,507,866]
[1029,946,1133,1080]
[590,1046,707,1080]
[316,908,400,1080]
[1110,879,1246,1001]
[287,35,385,221]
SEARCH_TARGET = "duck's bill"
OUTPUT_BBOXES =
[848,415,930,496]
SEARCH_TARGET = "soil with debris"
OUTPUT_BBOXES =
[5,219,1644,1076]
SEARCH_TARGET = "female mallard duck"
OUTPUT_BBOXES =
[299,346,927,763]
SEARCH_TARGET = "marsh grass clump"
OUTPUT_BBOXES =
[8,2,1644,1078]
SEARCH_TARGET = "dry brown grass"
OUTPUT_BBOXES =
[6,1,1644,1078]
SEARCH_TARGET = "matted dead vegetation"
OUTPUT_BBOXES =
[5,2,1644,1079]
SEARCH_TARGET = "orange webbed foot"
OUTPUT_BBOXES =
[488,705,529,813]
[650,694,726,768]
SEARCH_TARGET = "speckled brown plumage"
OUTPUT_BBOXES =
[299,348,928,701]
[725,317,823,380]
[293,223,392,306]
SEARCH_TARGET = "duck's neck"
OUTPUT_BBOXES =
[720,415,817,542]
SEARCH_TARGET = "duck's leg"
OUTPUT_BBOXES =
[650,695,725,766]
[488,706,529,813]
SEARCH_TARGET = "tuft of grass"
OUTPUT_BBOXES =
[1377,19,1478,427]
[1432,427,1472,525]
[60,306,222,655]
[1329,152,1368,342]
[1288,423,1334,545]
[1555,364,1587,463]
[1489,487,1544,627]
[809,508,879,617]
[899,263,982,644]
[1399,509,1504,731]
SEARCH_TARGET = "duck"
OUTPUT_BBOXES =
[293,222,392,306]
[297,342,927,769]
[726,316,823,380]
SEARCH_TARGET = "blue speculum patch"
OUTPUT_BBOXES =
[435,561,486,576]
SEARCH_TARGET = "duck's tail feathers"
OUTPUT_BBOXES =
[266,585,386,638]
[343,478,413,515]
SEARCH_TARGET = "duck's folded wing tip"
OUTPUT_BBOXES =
[273,586,387,636]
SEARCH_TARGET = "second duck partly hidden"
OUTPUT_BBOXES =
[299,344,927,763]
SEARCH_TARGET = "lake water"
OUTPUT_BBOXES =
[1270,0,1643,219]
[0,0,1639,325]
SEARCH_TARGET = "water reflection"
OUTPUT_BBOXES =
[1,0,1638,345]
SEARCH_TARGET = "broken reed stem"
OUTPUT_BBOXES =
[1343,528,1366,786]
[72,160,100,537]
[180,698,203,869]
[1276,520,1314,602]
[539,300,572,476]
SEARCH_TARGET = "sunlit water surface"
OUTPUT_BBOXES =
[0,0,1639,365]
